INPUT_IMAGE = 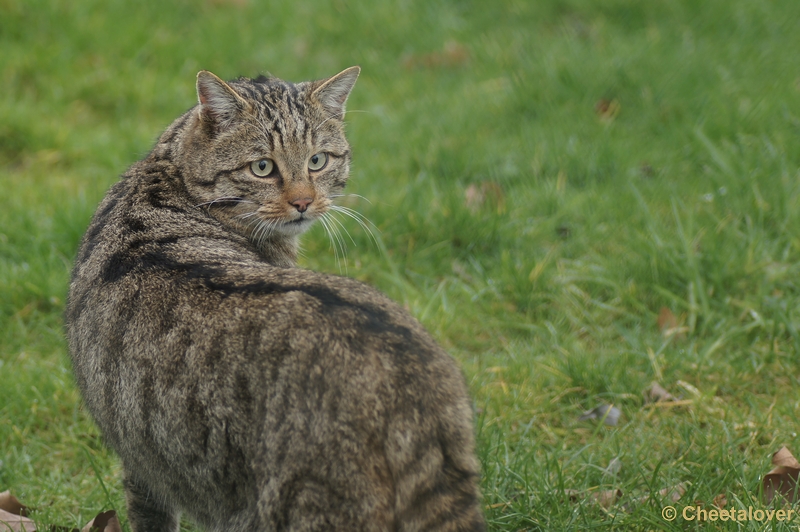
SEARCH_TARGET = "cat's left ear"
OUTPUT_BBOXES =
[196,71,249,130]
[312,66,360,119]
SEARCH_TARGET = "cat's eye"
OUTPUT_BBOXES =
[250,159,274,177]
[308,152,328,172]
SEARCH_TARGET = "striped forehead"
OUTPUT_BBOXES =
[231,77,312,144]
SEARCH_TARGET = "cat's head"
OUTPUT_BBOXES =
[176,67,359,247]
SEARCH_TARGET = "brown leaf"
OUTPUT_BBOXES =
[656,307,687,339]
[659,482,688,503]
[622,481,689,513]
[81,510,121,532]
[592,489,623,508]
[402,40,470,70]
[594,98,620,121]
[712,493,727,509]
[564,488,623,509]
[0,508,36,532]
[0,491,27,517]
[763,446,800,504]
[657,307,677,333]
[464,182,505,214]
[644,382,676,403]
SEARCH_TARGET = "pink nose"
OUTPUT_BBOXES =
[290,198,313,213]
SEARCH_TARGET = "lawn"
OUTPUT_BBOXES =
[3,0,800,529]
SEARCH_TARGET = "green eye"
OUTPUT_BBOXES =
[308,152,328,171]
[250,159,274,177]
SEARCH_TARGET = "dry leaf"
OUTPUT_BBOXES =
[81,510,121,532]
[712,493,727,509]
[659,482,688,503]
[0,508,35,532]
[564,488,623,509]
[657,307,677,333]
[0,492,27,517]
[763,446,800,504]
[592,489,623,508]
[644,382,676,403]
[402,40,470,69]
[464,182,505,214]
[594,98,620,121]
[0,491,34,532]
[578,404,621,426]
[657,307,686,338]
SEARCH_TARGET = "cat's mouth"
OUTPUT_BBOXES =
[273,213,318,236]
[286,212,315,225]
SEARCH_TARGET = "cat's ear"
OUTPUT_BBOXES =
[196,71,249,130]
[312,66,360,119]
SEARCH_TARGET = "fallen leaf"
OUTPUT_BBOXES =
[464,182,505,214]
[81,510,121,532]
[564,488,623,509]
[402,40,470,70]
[592,489,623,508]
[657,307,677,333]
[622,481,689,513]
[659,482,688,503]
[0,509,35,532]
[657,307,686,338]
[578,404,621,426]
[712,493,727,509]
[644,382,677,403]
[594,98,620,122]
[763,446,800,504]
[0,492,27,517]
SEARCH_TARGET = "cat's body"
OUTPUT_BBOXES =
[65,68,485,531]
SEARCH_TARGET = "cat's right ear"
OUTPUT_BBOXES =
[196,71,249,131]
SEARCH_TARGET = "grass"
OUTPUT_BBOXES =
[2,0,800,529]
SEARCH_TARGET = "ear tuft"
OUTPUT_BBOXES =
[196,71,248,130]
[311,66,360,119]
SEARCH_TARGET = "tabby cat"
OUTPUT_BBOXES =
[66,67,486,532]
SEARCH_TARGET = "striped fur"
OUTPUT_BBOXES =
[66,68,486,531]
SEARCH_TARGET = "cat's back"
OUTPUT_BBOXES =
[67,156,485,531]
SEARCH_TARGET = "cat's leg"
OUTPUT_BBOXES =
[123,473,180,532]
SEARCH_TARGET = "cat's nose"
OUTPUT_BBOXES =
[290,198,313,213]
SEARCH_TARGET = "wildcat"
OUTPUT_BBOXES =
[65,67,486,532]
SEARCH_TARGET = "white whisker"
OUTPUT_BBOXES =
[318,213,346,273]
[194,197,257,209]
[325,211,357,247]
[328,193,373,205]
[328,205,380,248]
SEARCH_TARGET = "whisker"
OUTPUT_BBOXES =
[328,193,373,205]
[193,197,256,209]
[328,205,380,248]
[325,214,348,269]
[314,115,337,132]
[318,213,346,273]
[326,211,357,247]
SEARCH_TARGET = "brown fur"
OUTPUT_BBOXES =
[65,67,485,531]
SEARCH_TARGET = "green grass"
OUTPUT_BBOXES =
[3,0,800,529]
